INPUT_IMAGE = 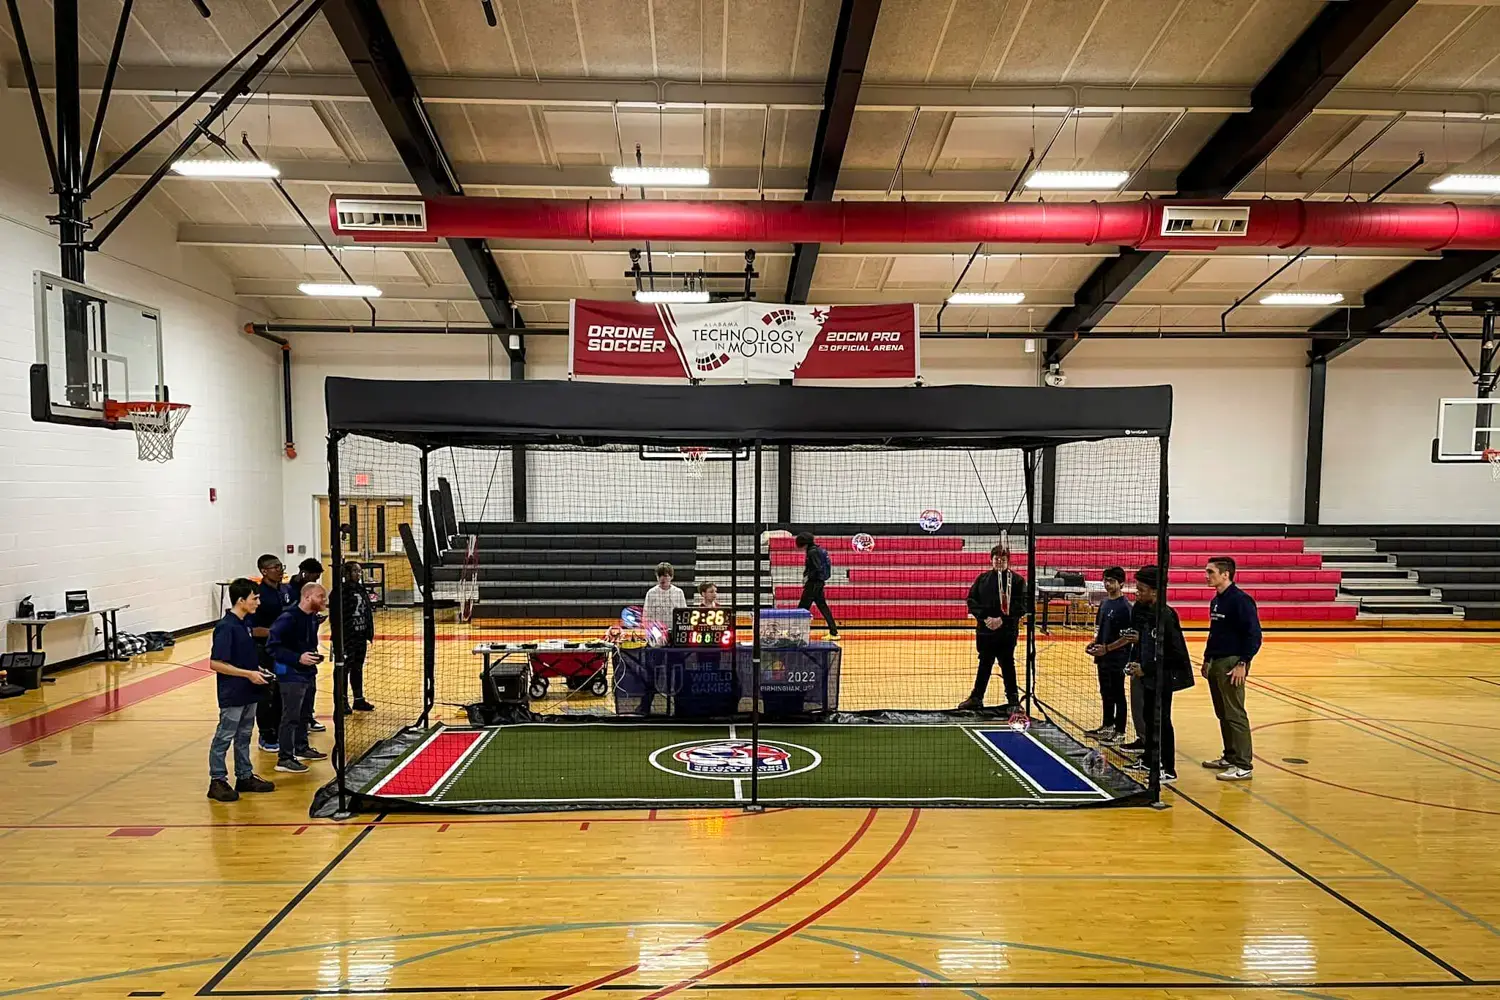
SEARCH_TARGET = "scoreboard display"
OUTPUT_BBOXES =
[672,607,734,647]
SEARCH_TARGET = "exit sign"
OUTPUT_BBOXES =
[353,472,371,487]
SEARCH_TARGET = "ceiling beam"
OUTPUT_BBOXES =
[130,159,1471,198]
[784,0,882,304]
[1309,250,1500,361]
[1176,0,1419,199]
[1045,0,1418,365]
[21,61,1500,118]
[321,0,521,332]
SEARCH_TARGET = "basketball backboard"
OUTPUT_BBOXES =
[31,271,164,426]
[1432,397,1499,462]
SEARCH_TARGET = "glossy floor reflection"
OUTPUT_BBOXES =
[2,629,1499,998]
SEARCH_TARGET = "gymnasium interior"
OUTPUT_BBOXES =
[4,1,1500,997]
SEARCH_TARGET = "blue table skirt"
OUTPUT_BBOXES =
[613,643,842,718]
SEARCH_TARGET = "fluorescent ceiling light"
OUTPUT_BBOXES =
[611,166,711,187]
[635,289,710,304]
[1428,174,1500,194]
[170,158,280,179]
[1259,292,1343,306]
[1023,170,1129,191]
[298,283,383,298]
[947,291,1025,305]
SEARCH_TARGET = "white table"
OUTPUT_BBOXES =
[6,605,132,674]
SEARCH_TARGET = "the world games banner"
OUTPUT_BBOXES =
[569,299,919,381]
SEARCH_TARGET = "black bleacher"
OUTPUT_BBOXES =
[1374,536,1500,620]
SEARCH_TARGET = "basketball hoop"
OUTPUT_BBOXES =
[104,400,190,462]
[681,447,709,478]
[1485,448,1500,481]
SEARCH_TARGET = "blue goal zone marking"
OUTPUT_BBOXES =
[975,729,1099,795]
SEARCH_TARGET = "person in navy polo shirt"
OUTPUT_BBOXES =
[207,578,276,802]
[252,554,293,752]
[268,582,330,774]
[286,558,327,734]
[1201,556,1262,781]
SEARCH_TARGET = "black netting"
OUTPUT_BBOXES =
[315,432,1166,818]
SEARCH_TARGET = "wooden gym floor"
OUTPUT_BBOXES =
[3,627,1500,999]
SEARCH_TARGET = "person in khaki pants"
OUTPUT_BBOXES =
[1201,556,1262,780]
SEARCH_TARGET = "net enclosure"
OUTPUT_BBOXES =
[314,378,1173,818]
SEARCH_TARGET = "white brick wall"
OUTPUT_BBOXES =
[0,92,283,660]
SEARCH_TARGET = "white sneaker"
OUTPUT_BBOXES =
[1161,771,1178,784]
[1101,728,1126,745]
[1216,766,1253,781]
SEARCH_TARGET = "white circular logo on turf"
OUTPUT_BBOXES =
[648,739,821,781]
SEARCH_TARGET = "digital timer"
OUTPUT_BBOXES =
[671,607,734,646]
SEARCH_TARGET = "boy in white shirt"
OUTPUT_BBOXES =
[644,562,686,646]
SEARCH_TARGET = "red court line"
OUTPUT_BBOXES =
[539,808,880,1000]
[370,730,484,797]
[0,662,209,754]
[640,808,922,1000]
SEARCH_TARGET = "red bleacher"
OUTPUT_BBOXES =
[775,535,1355,623]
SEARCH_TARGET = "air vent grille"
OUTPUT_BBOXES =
[1161,206,1250,237]
[334,199,427,232]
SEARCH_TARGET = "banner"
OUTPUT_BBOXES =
[569,300,919,381]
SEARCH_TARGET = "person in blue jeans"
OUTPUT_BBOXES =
[207,578,276,802]
[267,582,330,774]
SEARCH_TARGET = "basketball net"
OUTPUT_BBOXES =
[681,447,709,478]
[1485,448,1500,481]
[105,400,190,462]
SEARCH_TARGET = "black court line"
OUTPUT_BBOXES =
[1170,787,1472,983]
[1471,676,1500,689]
[198,813,386,996]
[195,978,1500,995]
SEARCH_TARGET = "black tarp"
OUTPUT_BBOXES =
[325,378,1171,447]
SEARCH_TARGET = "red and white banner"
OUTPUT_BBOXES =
[569,300,919,381]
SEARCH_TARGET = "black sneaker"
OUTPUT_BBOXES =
[275,758,309,773]
[353,699,375,712]
[1118,740,1146,752]
[307,719,327,733]
[236,775,276,793]
[296,747,328,761]
[956,696,983,712]
[207,778,239,802]
[1085,726,1112,738]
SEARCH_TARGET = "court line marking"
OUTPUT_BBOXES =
[1236,785,1500,940]
[535,809,881,1000]
[196,814,386,996]
[0,661,209,754]
[728,723,743,800]
[365,727,451,797]
[1170,785,1473,983]
[638,808,923,1000]
[432,729,499,802]
[17,916,1455,999]
[961,726,1040,801]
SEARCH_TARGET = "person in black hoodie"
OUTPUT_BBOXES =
[1124,565,1194,783]
[339,561,376,713]
[794,532,840,641]
[959,544,1028,711]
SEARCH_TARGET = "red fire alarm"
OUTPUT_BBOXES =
[354,472,371,487]
[286,544,295,554]
[209,487,217,502]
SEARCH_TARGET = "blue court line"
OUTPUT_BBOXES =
[0,918,1345,999]
[974,729,1098,795]
[1239,786,1500,941]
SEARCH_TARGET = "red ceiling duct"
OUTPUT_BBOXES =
[329,195,1500,251]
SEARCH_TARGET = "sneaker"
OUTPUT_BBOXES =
[258,740,280,754]
[307,719,327,733]
[1100,729,1125,745]
[1122,760,1148,774]
[827,631,842,642]
[1201,757,1233,770]
[295,747,328,761]
[206,778,239,802]
[956,696,983,711]
[1216,766,1254,781]
[235,775,276,793]
[353,699,375,712]
[275,758,309,773]
[1118,740,1145,752]
[1161,771,1178,784]
[1085,726,1112,738]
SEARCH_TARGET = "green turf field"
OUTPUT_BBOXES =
[357,722,1139,808]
